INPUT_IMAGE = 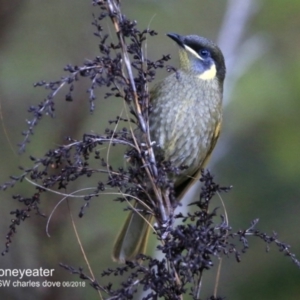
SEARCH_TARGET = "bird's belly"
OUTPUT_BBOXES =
[150,88,221,184]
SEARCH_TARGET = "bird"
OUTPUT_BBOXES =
[112,33,226,263]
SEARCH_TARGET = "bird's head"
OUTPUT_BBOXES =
[167,33,226,84]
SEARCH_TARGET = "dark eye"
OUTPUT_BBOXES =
[200,49,209,58]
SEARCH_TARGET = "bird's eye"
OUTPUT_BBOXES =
[200,49,209,58]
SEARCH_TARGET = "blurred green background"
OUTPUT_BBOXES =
[0,0,300,299]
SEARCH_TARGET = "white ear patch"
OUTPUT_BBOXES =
[198,63,217,80]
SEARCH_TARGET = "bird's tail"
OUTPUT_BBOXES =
[112,202,153,263]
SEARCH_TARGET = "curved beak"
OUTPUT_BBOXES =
[167,33,202,61]
[167,33,185,48]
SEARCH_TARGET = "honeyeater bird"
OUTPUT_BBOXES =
[113,33,226,263]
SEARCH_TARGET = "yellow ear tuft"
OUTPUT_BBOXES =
[198,63,216,80]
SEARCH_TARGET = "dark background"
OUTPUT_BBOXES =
[0,0,299,299]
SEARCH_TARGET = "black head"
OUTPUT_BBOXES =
[167,33,226,83]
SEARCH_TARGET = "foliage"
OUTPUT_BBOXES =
[0,0,299,299]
